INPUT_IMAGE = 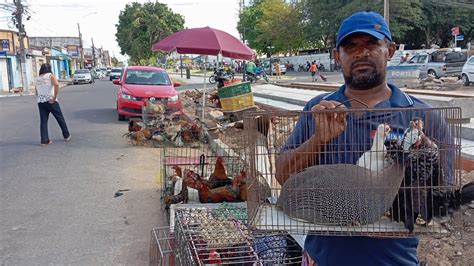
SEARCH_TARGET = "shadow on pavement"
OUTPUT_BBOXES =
[72,108,121,124]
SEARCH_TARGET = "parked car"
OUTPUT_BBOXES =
[462,55,474,86]
[106,67,112,76]
[109,68,123,81]
[114,66,183,121]
[403,50,467,78]
[262,60,286,75]
[73,69,94,84]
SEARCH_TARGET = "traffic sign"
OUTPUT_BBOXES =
[451,26,460,36]
[456,34,464,41]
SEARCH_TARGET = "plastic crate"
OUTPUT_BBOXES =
[218,81,251,99]
[220,92,255,111]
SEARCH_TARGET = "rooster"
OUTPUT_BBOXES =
[234,170,247,201]
[208,156,232,189]
[128,119,142,132]
[184,170,242,203]
[385,118,460,232]
[123,128,152,145]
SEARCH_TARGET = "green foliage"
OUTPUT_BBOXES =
[238,0,305,56]
[115,2,184,65]
[111,57,120,67]
[239,0,473,51]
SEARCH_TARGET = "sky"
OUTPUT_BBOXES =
[0,0,242,62]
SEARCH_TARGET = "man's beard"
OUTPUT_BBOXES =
[343,60,385,90]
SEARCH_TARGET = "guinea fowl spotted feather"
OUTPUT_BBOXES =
[277,124,404,226]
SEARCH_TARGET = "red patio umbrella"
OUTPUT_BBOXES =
[152,27,254,120]
[151,26,255,60]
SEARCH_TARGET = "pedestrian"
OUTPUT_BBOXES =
[309,61,317,82]
[35,63,71,146]
[400,52,410,64]
[273,60,281,79]
[276,11,448,265]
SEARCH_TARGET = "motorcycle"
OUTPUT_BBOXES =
[209,68,234,84]
[318,63,326,72]
[245,66,269,83]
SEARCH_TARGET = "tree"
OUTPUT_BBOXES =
[237,0,305,56]
[111,57,120,67]
[115,2,184,65]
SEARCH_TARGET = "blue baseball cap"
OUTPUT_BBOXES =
[336,11,392,48]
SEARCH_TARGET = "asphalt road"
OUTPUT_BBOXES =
[0,79,167,265]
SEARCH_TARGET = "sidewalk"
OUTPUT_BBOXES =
[0,81,71,98]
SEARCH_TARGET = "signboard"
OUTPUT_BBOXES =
[66,45,79,57]
[386,65,421,88]
[456,34,464,41]
[451,26,460,36]
[0,51,6,56]
[1,39,9,51]
[386,65,420,79]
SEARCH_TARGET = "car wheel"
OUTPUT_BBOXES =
[462,74,470,86]
[428,70,438,78]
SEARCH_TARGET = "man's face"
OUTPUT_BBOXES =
[334,33,395,90]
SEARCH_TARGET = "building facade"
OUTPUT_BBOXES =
[0,29,29,92]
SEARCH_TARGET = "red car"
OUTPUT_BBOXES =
[114,66,183,121]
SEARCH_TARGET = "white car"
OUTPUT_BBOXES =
[461,55,474,86]
[73,69,94,84]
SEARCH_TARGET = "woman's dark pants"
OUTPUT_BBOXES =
[38,102,70,144]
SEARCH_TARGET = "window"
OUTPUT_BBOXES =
[75,69,89,74]
[467,57,474,65]
[124,69,170,85]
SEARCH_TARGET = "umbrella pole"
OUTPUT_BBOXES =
[201,56,207,121]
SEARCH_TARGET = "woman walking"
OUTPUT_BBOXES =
[35,63,71,146]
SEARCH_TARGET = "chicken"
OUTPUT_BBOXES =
[208,156,232,189]
[385,118,460,232]
[184,169,242,203]
[123,128,152,145]
[163,182,188,208]
[128,119,142,132]
[234,170,247,201]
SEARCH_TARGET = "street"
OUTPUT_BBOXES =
[0,80,166,265]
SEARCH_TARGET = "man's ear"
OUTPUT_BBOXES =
[333,48,340,65]
[387,41,396,59]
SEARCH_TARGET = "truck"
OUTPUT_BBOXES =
[402,49,468,79]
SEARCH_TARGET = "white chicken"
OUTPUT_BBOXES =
[356,123,391,171]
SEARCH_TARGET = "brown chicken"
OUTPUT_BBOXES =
[208,156,232,189]
[128,119,142,132]
[184,173,241,204]
[234,170,247,201]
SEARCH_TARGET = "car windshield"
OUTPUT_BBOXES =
[124,69,170,85]
[111,68,122,73]
[75,70,89,74]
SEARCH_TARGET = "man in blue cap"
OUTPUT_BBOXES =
[275,11,436,265]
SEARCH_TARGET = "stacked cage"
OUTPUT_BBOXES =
[173,207,303,265]
[243,107,462,237]
[150,226,175,266]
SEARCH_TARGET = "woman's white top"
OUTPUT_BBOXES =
[36,73,56,103]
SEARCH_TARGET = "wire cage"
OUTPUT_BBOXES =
[173,207,304,265]
[243,107,463,237]
[174,208,259,265]
[150,226,176,266]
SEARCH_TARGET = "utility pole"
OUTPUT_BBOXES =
[13,0,29,93]
[77,23,84,69]
[91,37,96,68]
[383,0,389,27]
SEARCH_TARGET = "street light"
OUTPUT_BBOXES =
[267,45,274,76]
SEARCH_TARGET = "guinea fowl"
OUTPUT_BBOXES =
[277,124,404,226]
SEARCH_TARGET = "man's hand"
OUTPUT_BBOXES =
[49,98,56,104]
[311,100,347,143]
